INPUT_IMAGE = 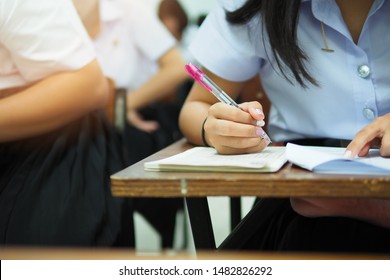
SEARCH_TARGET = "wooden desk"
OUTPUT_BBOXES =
[111,139,390,250]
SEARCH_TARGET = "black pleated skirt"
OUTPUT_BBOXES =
[0,110,134,247]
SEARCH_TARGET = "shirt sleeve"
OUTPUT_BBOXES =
[0,0,96,83]
[188,0,264,82]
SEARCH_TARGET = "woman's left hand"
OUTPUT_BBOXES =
[290,114,390,227]
[345,113,390,158]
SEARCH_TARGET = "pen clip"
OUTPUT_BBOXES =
[184,63,212,92]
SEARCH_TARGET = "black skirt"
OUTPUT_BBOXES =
[0,110,134,247]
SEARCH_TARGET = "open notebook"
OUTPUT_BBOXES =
[286,143,390,175]
[144,143,390,175]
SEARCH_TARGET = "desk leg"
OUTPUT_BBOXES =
[185,197,216,250]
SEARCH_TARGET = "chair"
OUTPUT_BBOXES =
[104,77,127,132]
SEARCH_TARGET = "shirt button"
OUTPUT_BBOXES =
[357,64,370,78]
[363,107,375,120]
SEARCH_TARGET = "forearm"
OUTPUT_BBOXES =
[0,60,108,142]
[127,48,187,110]
[179,100,210,145]
[358,199,390,229]
[291,198,390,229]
[128,67,186,109]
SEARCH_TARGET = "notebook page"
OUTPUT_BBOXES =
[286,143,344,171]
[286,143,390,173]
[144,146,286,171]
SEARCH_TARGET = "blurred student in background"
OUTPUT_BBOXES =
[72,0,187,249]
[158,0,203,105]
[158,0,188,42]
[73,0,187,163]
[158,0,192,63]
[0,0,133,246]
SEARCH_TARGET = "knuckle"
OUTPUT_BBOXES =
[208,104,219,115]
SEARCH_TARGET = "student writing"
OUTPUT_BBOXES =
[179,0,390,252]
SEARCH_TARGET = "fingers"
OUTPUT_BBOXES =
[216,140,269,154]
[357,143,371,157]
[127,110,159,133]
[346,124,379,158]
[208,118,267,138]
[380,131,390,157]
[240,101,266,123]
[346,114,390,158]
[211,101,265,126]
[208,129,270,154]
[134,120,159,133]
[205,101,270,154]
[210,133,269,154]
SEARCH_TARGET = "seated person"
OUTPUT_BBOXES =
[72,0,188,249]
[73,0,188,162]
[179,0,390,252]
[0,0,133,246]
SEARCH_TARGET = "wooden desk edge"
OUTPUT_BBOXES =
[1,247,388,260]
[111,139,390,198]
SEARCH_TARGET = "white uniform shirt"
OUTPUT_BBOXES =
[189,0,390,142]
[93,0,176,90]
[0,0,95,90]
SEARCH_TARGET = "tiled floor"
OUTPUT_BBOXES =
[135,196,256,253]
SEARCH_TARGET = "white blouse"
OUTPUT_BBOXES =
[0,0,95,90]
[93,0,176,90]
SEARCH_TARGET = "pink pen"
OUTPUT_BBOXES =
[185,63,272,144]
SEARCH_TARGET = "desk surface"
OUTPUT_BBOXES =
[111,139,390,198]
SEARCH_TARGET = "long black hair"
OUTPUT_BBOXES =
[226,0,317,87]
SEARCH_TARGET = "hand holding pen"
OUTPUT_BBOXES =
[185,63,272,149]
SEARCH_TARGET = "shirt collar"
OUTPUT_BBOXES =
[369,0,386,15]
[302,0,386,44]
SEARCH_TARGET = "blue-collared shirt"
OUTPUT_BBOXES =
[189,0,390,142]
